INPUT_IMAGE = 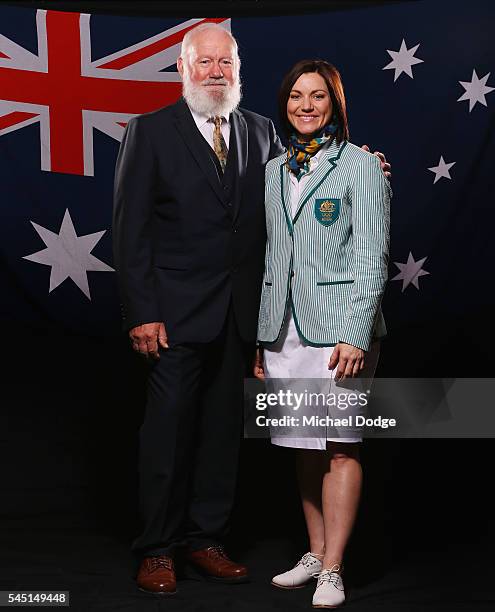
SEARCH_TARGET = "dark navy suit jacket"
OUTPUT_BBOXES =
[112,98,283,344]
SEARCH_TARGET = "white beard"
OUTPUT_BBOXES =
[182,71,242,118]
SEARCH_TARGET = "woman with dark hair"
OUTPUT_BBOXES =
[254,60,391,608]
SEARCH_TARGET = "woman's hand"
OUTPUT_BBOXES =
[253,347,265,380]
[328,342,365,380]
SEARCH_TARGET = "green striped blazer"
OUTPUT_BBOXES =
[257,139,391,352]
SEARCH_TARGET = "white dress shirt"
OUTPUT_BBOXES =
[189,107,231,150]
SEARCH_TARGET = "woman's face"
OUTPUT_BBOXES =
[287,72,333,141]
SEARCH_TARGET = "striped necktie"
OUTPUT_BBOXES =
[211,116,228,172]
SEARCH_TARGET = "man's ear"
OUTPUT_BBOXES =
[177,56,184,78]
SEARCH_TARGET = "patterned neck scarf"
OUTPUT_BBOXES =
[286,121,338,181]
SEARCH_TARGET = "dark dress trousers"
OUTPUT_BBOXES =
[113,98,283,557]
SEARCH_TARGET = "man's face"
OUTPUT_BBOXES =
[179,29,236,100]
[178,28,241,116]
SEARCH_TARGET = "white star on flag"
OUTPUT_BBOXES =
[383,39,424,82]
[428,156,456,184]
[457,69,494,112]
[392,252,430,292]
[23,209,114,299]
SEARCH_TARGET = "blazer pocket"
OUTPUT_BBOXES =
[153,253,190,270]
[316,279,354,286]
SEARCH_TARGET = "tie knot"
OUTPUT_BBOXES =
[211,116,223,128]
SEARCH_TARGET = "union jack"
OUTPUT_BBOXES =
[0,10,230,176]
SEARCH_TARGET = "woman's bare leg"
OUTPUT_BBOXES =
[321,442,362,568]
[296,448,326,557]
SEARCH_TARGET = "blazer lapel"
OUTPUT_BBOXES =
[230,109,248,222]
[279,163,294,236]
[292,139,348,224]
[173,98,227,206]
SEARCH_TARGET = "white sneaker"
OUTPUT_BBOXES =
[271,552,322,589]
[312,564,345,608]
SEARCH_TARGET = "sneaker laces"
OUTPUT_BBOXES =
[317,565,344,590]
[149,556,173,572]
[296,552,322,577]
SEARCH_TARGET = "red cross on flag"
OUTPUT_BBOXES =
[0,10,230,176]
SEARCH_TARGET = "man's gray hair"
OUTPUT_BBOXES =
[180,22,240,71]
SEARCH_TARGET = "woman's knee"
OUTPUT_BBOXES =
[327,442,360,464]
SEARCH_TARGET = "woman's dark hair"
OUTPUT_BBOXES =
[278,59,349,142]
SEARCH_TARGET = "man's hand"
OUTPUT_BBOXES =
[253,347,265,380]
[361,144,391,180]
[328,342,365,381]
[129,322,168,360]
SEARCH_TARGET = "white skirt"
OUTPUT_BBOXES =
[263,307,380,449]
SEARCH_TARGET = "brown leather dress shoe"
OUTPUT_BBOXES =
[136,555,177,594]
[186,545,249,583]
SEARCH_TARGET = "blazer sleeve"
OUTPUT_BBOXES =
[112,116,161,331]
[338,154,391,351]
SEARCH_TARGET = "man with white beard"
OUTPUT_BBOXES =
[112,23,284,595]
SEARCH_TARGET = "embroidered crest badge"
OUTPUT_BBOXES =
[314,198,340,226]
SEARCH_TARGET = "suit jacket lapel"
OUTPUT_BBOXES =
[173,98,228,206]
[230,109,248,222]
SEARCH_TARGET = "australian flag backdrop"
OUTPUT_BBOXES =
[1,0,494,376]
